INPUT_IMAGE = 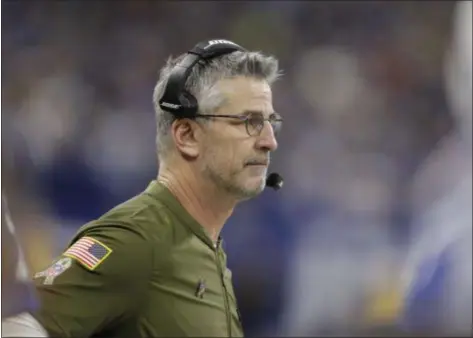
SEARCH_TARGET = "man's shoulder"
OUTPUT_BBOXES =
[74,192,177,246]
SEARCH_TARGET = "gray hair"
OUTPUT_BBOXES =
[152,50,281,160]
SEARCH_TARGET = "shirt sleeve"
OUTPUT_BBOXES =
[31,223,153,337]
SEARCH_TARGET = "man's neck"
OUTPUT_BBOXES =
[157,166,236,243]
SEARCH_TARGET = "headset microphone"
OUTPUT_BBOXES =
[266,172,284,191]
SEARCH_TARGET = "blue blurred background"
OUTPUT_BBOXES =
[2,1,471,336]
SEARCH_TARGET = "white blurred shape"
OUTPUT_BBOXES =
[445,0,472,143]
[403,160,472,334]
[401,3,473,334]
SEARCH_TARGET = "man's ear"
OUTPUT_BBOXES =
[171,119,200,158]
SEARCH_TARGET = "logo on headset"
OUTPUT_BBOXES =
[160,102,181,110]
[205,39,237,49]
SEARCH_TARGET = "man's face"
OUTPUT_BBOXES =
[199,76,279,200]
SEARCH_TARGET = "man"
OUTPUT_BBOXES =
[2,39,282,337]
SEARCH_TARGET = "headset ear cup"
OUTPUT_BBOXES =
[180,90,199,115]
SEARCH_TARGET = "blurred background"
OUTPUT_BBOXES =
[2,0,471,336]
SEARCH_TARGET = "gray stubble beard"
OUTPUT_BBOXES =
[203,164,264,202]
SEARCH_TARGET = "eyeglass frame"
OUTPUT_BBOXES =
[192,111,283,137]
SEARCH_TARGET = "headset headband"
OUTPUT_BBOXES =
[158,39,246,118]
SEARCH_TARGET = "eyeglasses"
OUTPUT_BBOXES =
[194,111,283,137]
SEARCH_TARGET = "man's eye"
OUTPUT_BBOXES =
[248,115,264,126]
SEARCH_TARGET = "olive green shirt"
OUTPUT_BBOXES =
[32,181,244,337]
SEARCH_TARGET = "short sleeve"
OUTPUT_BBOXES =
[31,223,153,337]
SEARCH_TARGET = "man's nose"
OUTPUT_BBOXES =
[256,122,278,152]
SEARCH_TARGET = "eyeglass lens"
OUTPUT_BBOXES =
[246,113,282,136]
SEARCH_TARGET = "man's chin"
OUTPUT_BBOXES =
[237,179,266,200]
[220,174,266,201]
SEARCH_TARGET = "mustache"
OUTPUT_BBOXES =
[245,157,270,166]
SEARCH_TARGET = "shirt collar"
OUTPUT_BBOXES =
[144,180,218,250]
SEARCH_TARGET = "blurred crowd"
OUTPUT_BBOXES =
[2,1,471,336]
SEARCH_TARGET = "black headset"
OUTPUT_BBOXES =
[158,39,247,119]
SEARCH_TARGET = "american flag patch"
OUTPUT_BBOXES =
[64,237,112,270]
